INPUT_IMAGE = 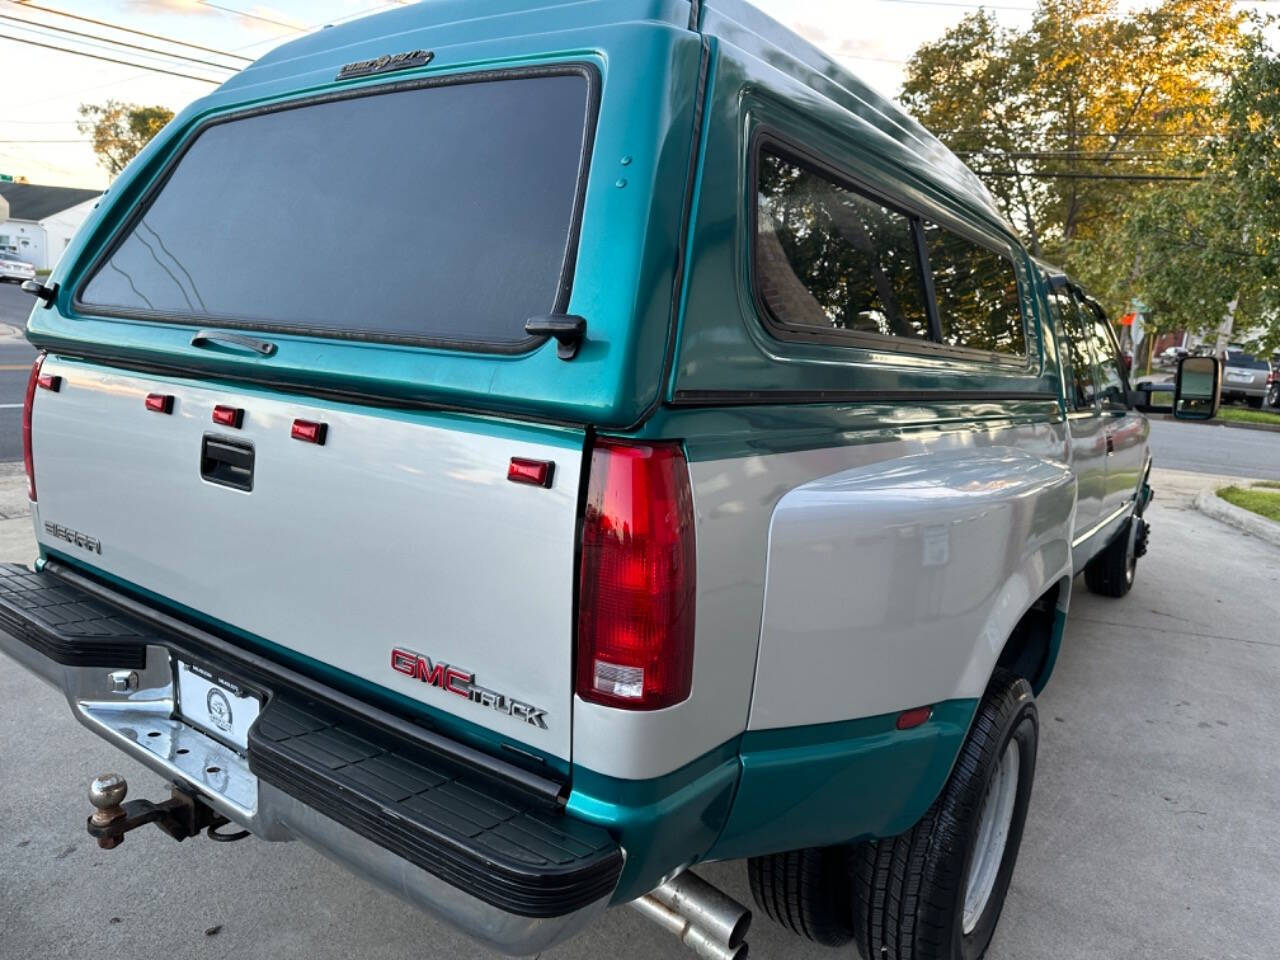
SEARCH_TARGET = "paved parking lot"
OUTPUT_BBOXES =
[2,467,1278,960]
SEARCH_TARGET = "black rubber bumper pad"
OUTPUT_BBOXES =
[250,696,622,917]
[0,563,147,668]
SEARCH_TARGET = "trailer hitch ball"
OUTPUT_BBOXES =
[89,774,128,849]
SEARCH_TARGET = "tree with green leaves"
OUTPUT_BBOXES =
[900,0,1278,353]
[77,100,174,178]
[1119,41,1280,356]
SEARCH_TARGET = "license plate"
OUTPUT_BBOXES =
[1227,371,1253,382]
[176,661,261,751]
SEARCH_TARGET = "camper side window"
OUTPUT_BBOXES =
[756,149,931,342]
[922,222,1026,357]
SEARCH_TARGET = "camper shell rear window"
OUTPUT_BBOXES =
[75,67,598,351]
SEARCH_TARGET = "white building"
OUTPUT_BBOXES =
[0,183,102,272]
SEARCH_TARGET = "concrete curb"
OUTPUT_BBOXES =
[1193,490,1280,550]
[1148,413,1280,435]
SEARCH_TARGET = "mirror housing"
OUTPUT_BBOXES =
[1173,355,1221,420]
[1130,381,1172,413]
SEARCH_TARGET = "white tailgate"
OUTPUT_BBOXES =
[30,359,583,759]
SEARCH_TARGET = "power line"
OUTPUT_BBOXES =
[4,0,252,61]
[0,31,223,83]
[5,17,227,72]
[0,13,238,72]
[7,0,407,112]
[975,169,1205,181]
[197,1,305,31]
[937,129,1226,139]
[873,0,1036,10]
[955,150,1201,163]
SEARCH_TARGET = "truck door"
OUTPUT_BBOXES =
[1048,286,1107,566]
[1085,302,1148,517]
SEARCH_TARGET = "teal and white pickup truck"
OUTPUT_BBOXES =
[3,2,1221,958]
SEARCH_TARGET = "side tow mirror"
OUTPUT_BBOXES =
[1172,355,1221,421]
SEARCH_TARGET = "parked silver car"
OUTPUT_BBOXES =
[0,252,36,283]
[1220,349,1270,408]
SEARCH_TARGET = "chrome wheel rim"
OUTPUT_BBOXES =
[962,740,1020,936]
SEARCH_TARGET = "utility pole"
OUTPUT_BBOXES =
[1215,295,1238,355]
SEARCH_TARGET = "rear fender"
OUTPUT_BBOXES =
[749,447,1075,733]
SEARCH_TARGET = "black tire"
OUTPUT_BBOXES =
[1247,395,1265,410]
[748,845,854,946]
[851,671,1038,960]
[1083,516,1137,598]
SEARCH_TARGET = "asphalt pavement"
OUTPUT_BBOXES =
[1,466,1278,960]
[1147,418,1280,482]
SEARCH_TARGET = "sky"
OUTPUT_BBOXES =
[0,0,1274,189]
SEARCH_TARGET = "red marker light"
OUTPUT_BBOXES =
[36,374,60,392]
[212,405,243,428]
[507,457,554,488]
[896,706,933,730]
[145,393,173,414]
[291,419,327,445]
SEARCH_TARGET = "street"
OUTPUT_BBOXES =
[0,281,38,463]
[1,467,1278,960]
[1148,418,1280,482]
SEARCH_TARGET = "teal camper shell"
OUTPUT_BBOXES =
[14,1,1116,956]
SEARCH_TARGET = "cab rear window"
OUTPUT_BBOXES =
[77,70,594,349]
[1226,351,1268,370]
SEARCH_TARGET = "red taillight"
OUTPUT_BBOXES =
[576,438,696,710]
[145,393,173,413]
[22,353,44,501]
[212,405,243,428]
[291,419,327,445]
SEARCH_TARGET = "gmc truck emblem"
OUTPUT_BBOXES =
[391,647,548,730]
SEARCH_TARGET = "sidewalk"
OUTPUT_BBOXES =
[0,463,34,563]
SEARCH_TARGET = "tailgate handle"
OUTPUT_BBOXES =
[201,435,254,492]
[191,330,277,357]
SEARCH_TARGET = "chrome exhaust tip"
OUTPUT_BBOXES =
[631,870,751,960]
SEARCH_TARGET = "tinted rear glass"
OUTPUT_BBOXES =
[1226,351,1268,370]
[79,72,592,346]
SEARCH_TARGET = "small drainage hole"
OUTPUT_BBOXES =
[206,766,221,774]
[146,731,161,738]
[176,748,189,755]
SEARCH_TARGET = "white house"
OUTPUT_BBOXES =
[0,183,102,271]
